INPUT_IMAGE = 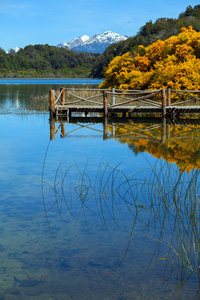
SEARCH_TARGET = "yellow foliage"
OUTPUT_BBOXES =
[109,123,200,173]
[99,27,200,91]
[134,55,151,71]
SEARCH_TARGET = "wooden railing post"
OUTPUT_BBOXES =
[112,125,115,137]
[167,87,171,106]
[60,87,65,105]
[162,89,166,117]
[61,122,65,138]
[167,124,170,140]
[112,88,115,105]
[161,117,166,144]
[103,117,108,140]
[103,91,108,117]
[50,118,55,140]
[49,89,55,117]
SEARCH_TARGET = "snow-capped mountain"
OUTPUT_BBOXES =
[57,31,128,53]
[57,35,90,49]
[6,31,128,55]
[6,46,21,54]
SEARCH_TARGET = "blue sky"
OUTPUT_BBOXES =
[1,0,200,51]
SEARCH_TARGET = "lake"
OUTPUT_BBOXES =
[0,79,200,299]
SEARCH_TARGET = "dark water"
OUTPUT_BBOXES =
[0,80,200,299]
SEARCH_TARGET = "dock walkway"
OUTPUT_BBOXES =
[49,88,200,119]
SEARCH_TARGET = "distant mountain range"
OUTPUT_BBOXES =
[6,31,128,54]
[57,31,128,53]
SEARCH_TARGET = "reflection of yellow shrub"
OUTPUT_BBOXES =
[100,27,200,92]
[109,123,200,173]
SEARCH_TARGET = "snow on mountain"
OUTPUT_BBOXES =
[57,31,128,53]
[6,46,21,54]
[87,31,127,45]
[57,35,90,49]
[81,35,91,43]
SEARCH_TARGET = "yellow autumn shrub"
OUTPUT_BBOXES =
[99,27,200,91]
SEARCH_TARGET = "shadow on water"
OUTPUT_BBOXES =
[8,117,200,299]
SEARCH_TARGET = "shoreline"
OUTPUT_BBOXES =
[0,77,104,80]
[0,78,104,85]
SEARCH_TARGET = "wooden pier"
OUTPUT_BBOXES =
[49,87,200,119]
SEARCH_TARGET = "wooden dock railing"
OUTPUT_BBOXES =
[49,87,200,119]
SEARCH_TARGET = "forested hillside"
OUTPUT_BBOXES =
[0,44,99,78]
[1,5,200,79]
[91,5,200,78]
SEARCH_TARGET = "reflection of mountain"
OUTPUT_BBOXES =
[108,122,200,173]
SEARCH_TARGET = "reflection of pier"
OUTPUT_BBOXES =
[50,116,200,143]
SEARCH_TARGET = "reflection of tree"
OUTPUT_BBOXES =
[108,122,200,173]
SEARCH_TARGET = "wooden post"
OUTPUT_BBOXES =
[60,87,65,105]
[103,91,108,117]
[50,118,55,140]
[112,88,115,105]
[162,89,166,117]
[103,117,108,140]
[66,109,71,122]
[112,125,115,137]
[61,123,65,138]
[161,117,166,144]
[167,88,171,106]
[55,109,58,122]
[67,109,69,122]
[49,90,55,118]
[167,124,170,141]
